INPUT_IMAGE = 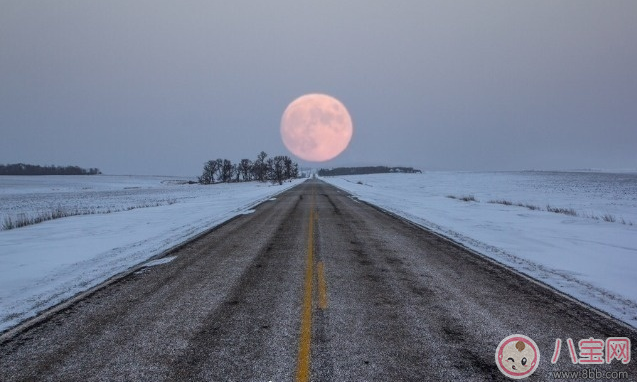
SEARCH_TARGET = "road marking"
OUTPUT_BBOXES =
[317,261,327,310]
[296,191,315,382]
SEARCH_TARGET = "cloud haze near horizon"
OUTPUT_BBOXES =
[1,1,636,175]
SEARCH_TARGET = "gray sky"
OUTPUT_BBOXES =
[1,1,636,175]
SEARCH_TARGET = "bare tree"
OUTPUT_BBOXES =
[214,158,224,181]
[283,156,293,180]
[265,157,274,182]
[198,151,298,185]
[253,151,268,182]
[198,160,219,184]
[239,159,252,181]
[271,156,286,185]
[233,163,241,182]
[291,163,299,179]
[221,159,234,183]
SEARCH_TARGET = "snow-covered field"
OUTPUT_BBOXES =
[322,171,637,328]
[0,176,304,332]
[0,175,191,226]
[2,172,636,333]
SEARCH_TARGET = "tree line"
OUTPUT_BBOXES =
[0,163,101,176]
[317,166,422,176]
[199,151,299,185]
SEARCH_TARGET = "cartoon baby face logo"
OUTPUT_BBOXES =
[495,334,540,379]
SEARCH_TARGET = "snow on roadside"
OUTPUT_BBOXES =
[322,172,637,329]
[0,178,304,332]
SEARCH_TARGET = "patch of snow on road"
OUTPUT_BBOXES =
[142,256,177,268]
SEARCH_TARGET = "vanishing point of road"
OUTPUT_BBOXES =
[1,179,635,381]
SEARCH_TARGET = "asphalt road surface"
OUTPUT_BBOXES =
[1,179,635,381]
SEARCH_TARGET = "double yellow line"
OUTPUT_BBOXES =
[296,189,328,382]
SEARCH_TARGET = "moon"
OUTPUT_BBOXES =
[280,93,353,162]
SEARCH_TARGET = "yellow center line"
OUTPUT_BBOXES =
[296,190,315,382]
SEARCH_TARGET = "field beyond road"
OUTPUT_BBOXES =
[1,179,635,380]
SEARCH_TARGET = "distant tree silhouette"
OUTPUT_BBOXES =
[265,157,275,182]
[239,159,252,181]
[270,156,286,185]
[252,151,269,182]
[233,163,241,182]
[0,163,101,176]
[198,160,218,184]
[214,159,224,180]
[283,156,293,180]
[198,152,299,185]
[317,166,421,176]
[221,159,234,183]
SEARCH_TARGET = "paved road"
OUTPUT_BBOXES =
[1,179,635,381]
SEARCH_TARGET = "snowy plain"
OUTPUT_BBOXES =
[322,171,637,328]
[2,172,636,333]
[0,176,304,332]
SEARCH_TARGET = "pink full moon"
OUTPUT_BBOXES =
[280,93,353,162]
